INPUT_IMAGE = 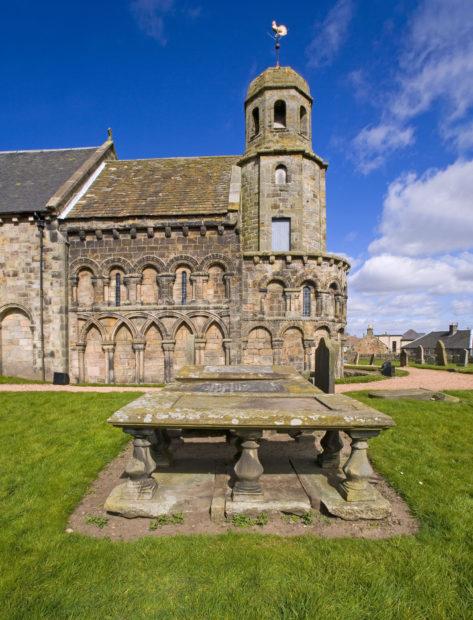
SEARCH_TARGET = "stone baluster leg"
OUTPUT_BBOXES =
[233,430,264,500]
[339,430,379,502]
[122,428,158,500]
[151,429,173,468]
[317,430,344,468]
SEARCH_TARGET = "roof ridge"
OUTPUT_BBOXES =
[0,146,98,154]
[117,155,241,163]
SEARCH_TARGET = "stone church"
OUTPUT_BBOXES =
[0,66,349,384]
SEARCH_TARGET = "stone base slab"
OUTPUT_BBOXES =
[368,388,460,402]
[291,457,391,521]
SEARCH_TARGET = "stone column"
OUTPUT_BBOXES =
[123,428,158,497]
[223,339,232,365]
[102,342,115,384]
[272,338,283,365]
[317,430,344,468]
[102,277,110,306]
[133,341,145,383]
[157,274,175,304]
[334,294,342,319]
[162,341,175,382]
[233,430,264,500]
[258,289,267,318]
[70,275,79,308]
[194,338,206,365]
[303,339,315,371]
[124,274,141,305]
[462,349,469,367]
[190,273,207,303]
[339,430,380,502]
[416,345,424,365]
[77,343,86,382]
[223,273,233,300]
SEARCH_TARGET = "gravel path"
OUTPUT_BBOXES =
[337,367,473,393]
[0,367,471,394]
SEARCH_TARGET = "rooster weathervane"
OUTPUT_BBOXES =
[271,20,288,67]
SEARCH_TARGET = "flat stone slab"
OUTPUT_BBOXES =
[292,457,391,521]
[368,388,460,402]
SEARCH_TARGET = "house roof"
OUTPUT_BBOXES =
[67,155,241,219]
[402,329,424,340]
[403,329,471,350]
[0,147,99,214]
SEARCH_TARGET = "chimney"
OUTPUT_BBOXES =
[449,323,458,336]
[366,325,374,337]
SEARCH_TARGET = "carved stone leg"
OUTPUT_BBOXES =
[339,430,379,502]
[233,430,263,500]
[151,429,173,468]
[122,428,158,500]
[317,430,344,468]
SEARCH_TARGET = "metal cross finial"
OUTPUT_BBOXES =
[271,21,288,67]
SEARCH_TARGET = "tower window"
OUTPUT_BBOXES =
[275,165,287,185]
[274,100,286,129]
[115,272,121,307]
[181,271,187,305]
[271,218,290,251]
[302,286,311,317]
[300,106,308,136]
[251,107,260,136]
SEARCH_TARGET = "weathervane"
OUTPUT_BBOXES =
[271,20,288,67]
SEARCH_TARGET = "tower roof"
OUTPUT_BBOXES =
[246,66,311,102]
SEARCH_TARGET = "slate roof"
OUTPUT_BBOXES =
[402,329,424,340]
[403,329,471,350]
[68,155,240,219]
[0,147,98,214]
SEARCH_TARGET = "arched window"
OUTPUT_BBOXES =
[115,273,121,307]
[300,106,308,136]
[275,165,287,185]
[251,107,260,136]
[274,100,286,129]
[181,271,188,305]
[302,286,311,317]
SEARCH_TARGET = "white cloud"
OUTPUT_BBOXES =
[131,0,174,44]
[369,160,473,256]
[350,253,473,295]
[306,0,354,69]
[352,124,414,174]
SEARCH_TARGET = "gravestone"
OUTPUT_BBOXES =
[462,349,469,367]
[314,336,339,394]
[436,340,447,366]
[353,352,360,365]
[416,345,424,365]
[369,354,375,365]
[400,349,409,367]
[381,361,395,377]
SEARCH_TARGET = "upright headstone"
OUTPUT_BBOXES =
[416,345,424,365]
[353,352,360,365]
[314,336,339,394]
[381,361,395,377]
[369,354,375,365]
[400,349,409,367]
[462,349,469,367]
[436,339,447,366]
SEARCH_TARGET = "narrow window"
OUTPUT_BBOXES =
[275,165,287,185]
[115,272,121,307]
[274,100,286,129]
[271,218,290,251]
[300,106,308,135]
[303,286,311,317]
[392,341,397,353]
[181,271,187,305]
[251,107,260,136]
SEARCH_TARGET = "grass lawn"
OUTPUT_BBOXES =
[410,363,473,374]
[0,375,47,384]
[337,368,409,384]
[1,391,472,619]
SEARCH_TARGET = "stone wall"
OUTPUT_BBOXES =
[0,217,68,380]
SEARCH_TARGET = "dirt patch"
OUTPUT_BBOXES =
[68,432,418,540]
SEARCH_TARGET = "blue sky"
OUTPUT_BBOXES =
[2,0,472,336]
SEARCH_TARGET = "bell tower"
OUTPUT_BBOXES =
[240,66,327,254]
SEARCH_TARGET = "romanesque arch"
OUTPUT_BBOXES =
[266,280,286,317]
[100,257,133,277]
[0,304,35,378]
[243,327,273,366]
[143,322,165,383]
[133,256,166,273]
[83,324,106,383]
[76,268,95,307]
[173,321,195,374]
[165,255,198,273]
[198,253,232,272]
[281,326,305,372]
[113,323,135,383]
[69,257,100,277]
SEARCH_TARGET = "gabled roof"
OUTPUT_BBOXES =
[0,147,99,214]
[403,329,471,350]
[402,329,424,340]
[67,155,241,219]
